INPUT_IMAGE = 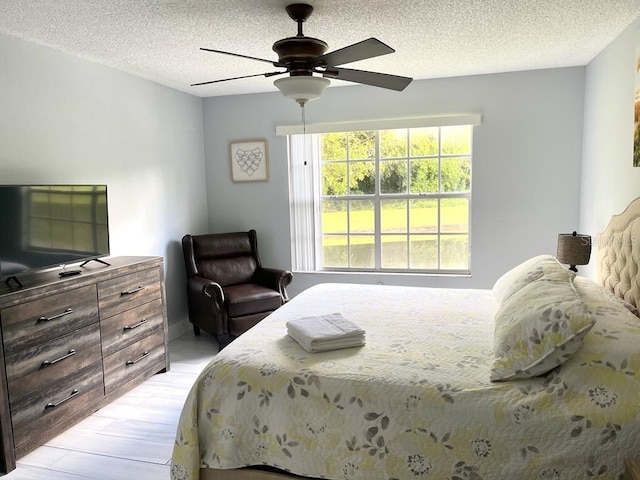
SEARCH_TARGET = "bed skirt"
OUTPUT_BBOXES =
[200,467,314,480]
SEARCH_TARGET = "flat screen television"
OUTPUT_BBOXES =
[0,185,110,284]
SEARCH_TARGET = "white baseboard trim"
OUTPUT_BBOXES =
[169,318,192,341]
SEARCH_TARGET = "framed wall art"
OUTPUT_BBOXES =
[230,139,269,182]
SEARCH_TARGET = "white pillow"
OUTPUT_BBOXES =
[573,276,640,319]
[490,272,595,382]
[492,255,572,305]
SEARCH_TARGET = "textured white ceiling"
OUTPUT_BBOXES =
[1,0,639,98]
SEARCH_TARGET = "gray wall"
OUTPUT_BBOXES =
[580,18,640,279]
[0,33,209,334]
[0,27,595,323]
[203,67,586,295]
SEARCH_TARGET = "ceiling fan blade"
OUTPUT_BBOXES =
[322,67,412,91]
[199,48,285,67]
[191,71,285,87]
[313,38,394,67]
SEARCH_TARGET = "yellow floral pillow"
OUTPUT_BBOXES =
[492,255,573,305]
[490,272,595,381]
[573,276,640,318]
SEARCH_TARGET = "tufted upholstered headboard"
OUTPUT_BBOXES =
[596,197,640,310]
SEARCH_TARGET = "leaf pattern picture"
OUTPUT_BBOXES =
[235,147,263,176]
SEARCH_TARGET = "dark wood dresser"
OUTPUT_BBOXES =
[0,256,170,473]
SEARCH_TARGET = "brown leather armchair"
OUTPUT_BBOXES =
[182,230,293,349]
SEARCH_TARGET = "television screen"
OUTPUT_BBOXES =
[0,185,110,280]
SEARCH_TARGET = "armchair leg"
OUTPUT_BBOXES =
[193,324,201,336]
[217,333,233,350]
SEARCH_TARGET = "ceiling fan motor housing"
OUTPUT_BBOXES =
[273,3,327,76]
[272,36,328,75]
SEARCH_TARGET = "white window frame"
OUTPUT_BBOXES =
[281,115,481,274]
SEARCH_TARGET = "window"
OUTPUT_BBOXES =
[288,119,476,274]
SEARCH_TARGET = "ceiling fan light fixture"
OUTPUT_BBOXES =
[274,76,330,106]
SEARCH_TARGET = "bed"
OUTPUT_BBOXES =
[171,199,640,480]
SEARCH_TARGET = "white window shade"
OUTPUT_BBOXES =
[288,134,322,271]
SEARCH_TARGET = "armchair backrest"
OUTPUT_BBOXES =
[182,230,263,287]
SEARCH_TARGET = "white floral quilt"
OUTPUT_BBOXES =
[171,281,640,480]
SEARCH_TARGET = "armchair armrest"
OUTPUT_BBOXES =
[255,267,293,301]
[185,275,229,337]
[187,275,225,314]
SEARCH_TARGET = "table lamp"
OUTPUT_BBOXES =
[557,231,591,272]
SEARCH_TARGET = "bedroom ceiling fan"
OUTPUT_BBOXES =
[191,3,413,106]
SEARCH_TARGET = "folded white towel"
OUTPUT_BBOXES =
[286,313,365,353]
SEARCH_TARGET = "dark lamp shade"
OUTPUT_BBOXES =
[557,231,591,268]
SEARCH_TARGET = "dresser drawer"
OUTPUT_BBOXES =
[5,324,102,404]
[100,298,164,357]
[1,285,98,353]
[103,330,166,394]
[98,268,161,319]
[10,363,104,449]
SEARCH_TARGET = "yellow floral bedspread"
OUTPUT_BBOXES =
[171,281,640,480]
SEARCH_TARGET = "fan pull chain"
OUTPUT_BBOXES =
[302,104,307,166]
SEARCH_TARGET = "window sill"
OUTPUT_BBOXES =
[292,269,471,279]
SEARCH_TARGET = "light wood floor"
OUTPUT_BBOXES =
[2,331,219,479]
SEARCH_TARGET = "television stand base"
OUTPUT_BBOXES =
[80,258,111,267]
[4,276,22,288]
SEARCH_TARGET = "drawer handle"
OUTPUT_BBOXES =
[41,349,76,367]
[126,351,149,365]
[121,285,146,296]
[123,318,147,331]
[45,389,79,409]
[37,308,73,323]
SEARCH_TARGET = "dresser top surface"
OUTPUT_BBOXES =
[0,256,164,307]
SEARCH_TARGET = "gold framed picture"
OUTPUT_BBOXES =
[230,139,269,182]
